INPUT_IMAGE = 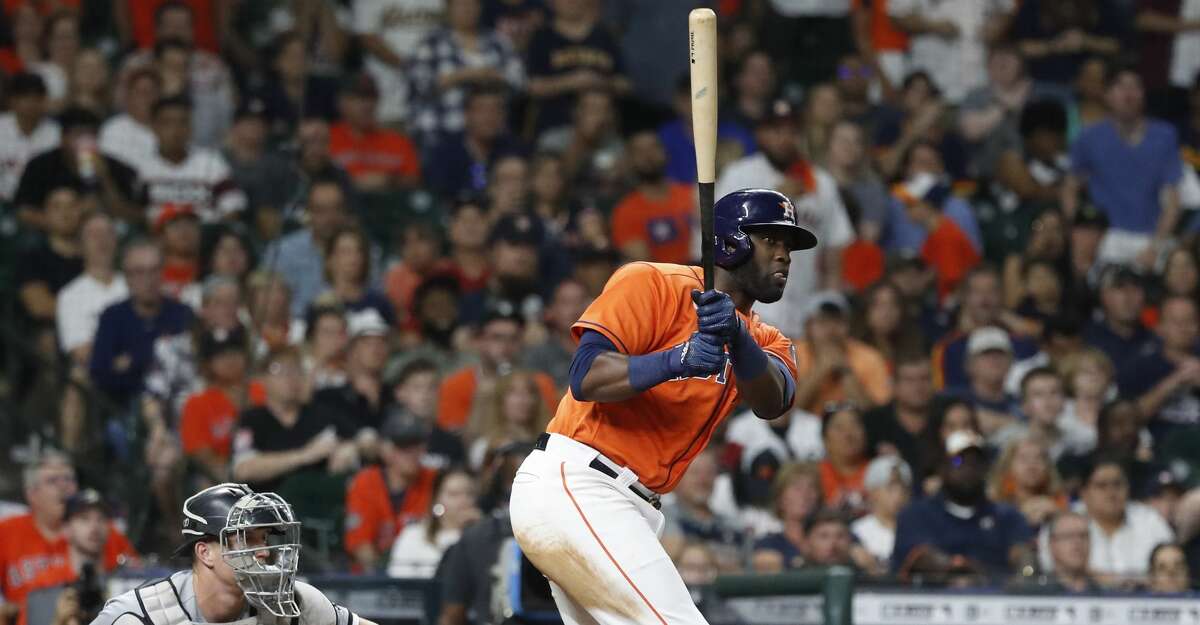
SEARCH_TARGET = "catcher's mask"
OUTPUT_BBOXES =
[220,491,302,618]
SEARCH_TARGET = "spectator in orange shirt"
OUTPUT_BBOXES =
[344,410,438,573]
[610,131,697,264]
[436,305,559,433]
[329,73,421,192]
[19,489,127,625]
[895,173,981,302]
[179,325,265,485]
[794,291,893,414]
[818,404,872,517]
[0,453,136,619]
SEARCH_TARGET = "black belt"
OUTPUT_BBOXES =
[534,433,661,509]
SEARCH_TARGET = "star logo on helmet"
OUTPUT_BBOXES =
[780,201,795,224]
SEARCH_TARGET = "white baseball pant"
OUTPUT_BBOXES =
[509,434,710,625]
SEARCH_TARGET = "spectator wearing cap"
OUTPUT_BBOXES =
[952,326,1020,437]
[143,276,241,420]
[344,409,438,573]
[57,212,126,367]
[0,453,136,618]
[716,99,853,336]
[15,107,140,229]
[329,73,421,192]
[425,86,524,199]
[1061,200,1108,317]
[864,351,937,475]
[818,403,872,517]
[853,456,914,568]
[658,76,755,185]
[751,463,825,572]
[179,325,263,485]
[15,184,82,324]
[231,347,359,494]
[1084,266,1159,380]
[1145,469,1188,535]
[320,226,395,326]
[661,449,746,574]
[436,305,559,433]
[0,72,60,204]
[311,308,394,452]
[99,68,159,170]
[893,172,982,300]
[521,279,591,391]
[1078,457,1175,585]
[1035,511,1100,593]
[1064,66,1184,269]
[263,177,356,318]
[387,467,482,579]
[221,96,297,237]
[388,358,466,469]
[90,241,192,407]
[459,212,548,326]
[1119,296,1200,438]
[133,95,247,226]
[154,202,201,299]
[930,266,1038,391]
[994,367,1095,462]
[21,489,133,625]
[408,0,524,148]
[794,291,892,414]
[883,143,982,253]
[610,131,696,265]
[892,431,1035,584]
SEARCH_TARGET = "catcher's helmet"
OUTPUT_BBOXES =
[714,188,818,269]
[174,482,254,554]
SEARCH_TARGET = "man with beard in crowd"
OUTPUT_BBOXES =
[610,131,698,264]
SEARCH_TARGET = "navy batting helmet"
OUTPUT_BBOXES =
[714,188,817,269]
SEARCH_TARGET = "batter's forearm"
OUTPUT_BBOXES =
[736,362,789,419]
[578,352,642,402]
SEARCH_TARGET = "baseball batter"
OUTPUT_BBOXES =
[509,188,816,625]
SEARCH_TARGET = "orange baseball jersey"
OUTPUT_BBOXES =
[610,183,697,265]
[547,262,799,494]
[0,513,136,605]
[180,382,267,458]
[328,123,421,183]
[436,368,559,430]
[344,465,437,557]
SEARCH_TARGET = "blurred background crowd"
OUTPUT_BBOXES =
[1,0,1200,623]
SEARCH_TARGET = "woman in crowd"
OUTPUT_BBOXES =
[36,10,80,109]
[67,48,111,117]
[387,468,481,578]
[467,371,551,470]
[530,153,576,237]
[818,404,872,517]
[246,271,298,356]
[799,83,841,164]
[1059,348,1116,432]
[1147,543,1192,594]
[826,119,889,243]
[180,226,255,310]
[322,226,395,325]
[751,463,824,572]
[988,435,1067,528]
[303,302,349,392]
[853,281,925,367]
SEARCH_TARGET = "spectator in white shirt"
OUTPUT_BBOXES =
[851,455,913,569]
[387,468,480,578]
[888,0,1016,103]
[1079,458,1174,586]
[0,73,60,207]
[100,67,159,169]
[354,0,445,126]
[715,99,853,337]
[56,212,128,365]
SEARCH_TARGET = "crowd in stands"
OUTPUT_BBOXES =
[1,0,1200,623]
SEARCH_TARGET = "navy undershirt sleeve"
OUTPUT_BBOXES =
[770,355,796,409]
[569,330,618,400]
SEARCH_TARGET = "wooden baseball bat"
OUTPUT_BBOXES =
[689,8,717,291]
